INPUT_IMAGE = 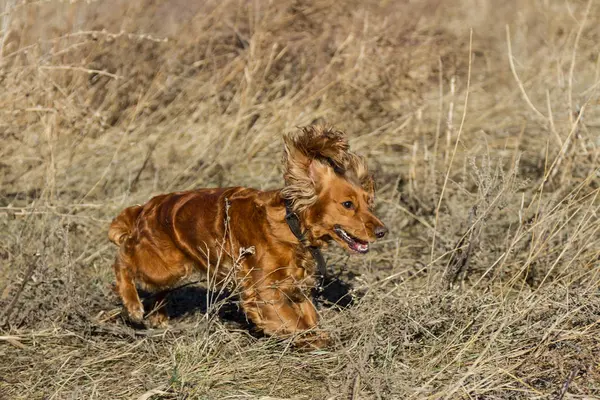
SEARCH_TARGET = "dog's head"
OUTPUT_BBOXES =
[282,125,387,254]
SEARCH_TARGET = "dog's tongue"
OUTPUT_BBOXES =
[352,241,369,253]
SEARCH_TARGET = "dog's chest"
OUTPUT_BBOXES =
[288,246,318,288]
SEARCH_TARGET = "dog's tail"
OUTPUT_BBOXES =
[108,205,143,246]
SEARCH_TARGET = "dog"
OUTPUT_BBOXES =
[108,125,387,347]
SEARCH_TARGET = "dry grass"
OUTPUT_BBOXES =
[1,0,600,398]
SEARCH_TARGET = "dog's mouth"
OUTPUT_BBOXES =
[333,225,369,254]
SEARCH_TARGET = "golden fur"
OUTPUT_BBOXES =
[108,125,387,348]
[281,126,374,212]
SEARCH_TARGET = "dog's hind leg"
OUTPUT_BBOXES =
[113,257,144,323]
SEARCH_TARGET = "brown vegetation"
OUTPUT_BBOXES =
[1,0,599,398]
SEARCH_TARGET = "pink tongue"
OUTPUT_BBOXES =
[353,242,368,252]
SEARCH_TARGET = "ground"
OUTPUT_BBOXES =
[1,0,599,399]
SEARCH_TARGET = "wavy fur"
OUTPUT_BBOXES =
[282,125,373,211]
[108,124,386,348]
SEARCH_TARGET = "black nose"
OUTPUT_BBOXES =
[374,225,388,239]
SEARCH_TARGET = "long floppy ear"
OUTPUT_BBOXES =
[281,135,313,211]
[281,125,349,211]
[286,125,349,168]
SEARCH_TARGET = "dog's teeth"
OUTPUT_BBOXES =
[340,229,352,241]
[336,227,369,253]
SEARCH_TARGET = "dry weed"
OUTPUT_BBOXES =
[1,0,599,399]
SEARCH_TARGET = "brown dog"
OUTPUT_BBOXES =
[108,126,387,347]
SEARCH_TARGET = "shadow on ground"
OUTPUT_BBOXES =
[133,268,361,329]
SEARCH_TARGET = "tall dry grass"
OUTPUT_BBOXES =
[0,0,599,398]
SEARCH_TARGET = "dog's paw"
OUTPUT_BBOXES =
[294,330,331,350]
[147,311,169,328]
[126,304,145,323]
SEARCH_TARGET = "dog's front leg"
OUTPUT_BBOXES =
[241,283,328,348]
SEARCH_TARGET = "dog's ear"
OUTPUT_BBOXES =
[283,133,311,185]
[343,152,374,201]
[282,135,315,212]
[282,126,347,211]
[362,174,376,206]
[288,125,349,167]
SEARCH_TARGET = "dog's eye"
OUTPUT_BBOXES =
[342,201,355,210]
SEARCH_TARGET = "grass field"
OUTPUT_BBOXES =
[1,0,600,398]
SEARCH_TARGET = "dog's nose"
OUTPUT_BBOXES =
[374,225,388,239]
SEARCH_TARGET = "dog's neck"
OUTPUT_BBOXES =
[262,190,302,244]
[263,191,328,279]
[282,197,327,279]
[284,198,306,245]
